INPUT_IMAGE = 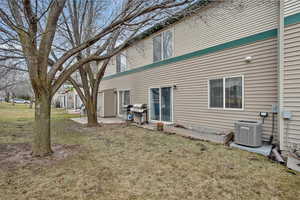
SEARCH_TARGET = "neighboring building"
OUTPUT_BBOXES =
[98,0,300,153]
[53,84,82,110]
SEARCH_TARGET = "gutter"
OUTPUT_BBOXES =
[278,0,285,150]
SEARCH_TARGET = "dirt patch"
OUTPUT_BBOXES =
[0,143,81,170]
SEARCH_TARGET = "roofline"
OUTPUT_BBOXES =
[124,0,212,48]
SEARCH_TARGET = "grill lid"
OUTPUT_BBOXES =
[132,104,147,109]
[131,104,147,113]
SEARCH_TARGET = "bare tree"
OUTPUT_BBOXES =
[0,0,197,156]
[54,0,117,126]
[61,0,209,126]
[61,0,151,126]
[0,62,25,91]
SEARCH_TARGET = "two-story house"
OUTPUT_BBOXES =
[98,0,300,154]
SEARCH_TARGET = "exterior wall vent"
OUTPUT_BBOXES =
[234,120,262,147]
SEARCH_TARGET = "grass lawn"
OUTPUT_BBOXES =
[0,102,299,200]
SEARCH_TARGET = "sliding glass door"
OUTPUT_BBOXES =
[149,87,172,122]
[118,90,130,116]
[150,88,160,120]
[161,87,172,122]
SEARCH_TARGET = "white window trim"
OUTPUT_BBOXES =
[208,75,244,111]
[152,28,174,63]
[117,89,131,117]
[148,86,174,124]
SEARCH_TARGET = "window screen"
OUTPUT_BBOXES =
[209,79,223,108]
[153,34,162,62]
[116,54,127,73]
[225,77,243,109]
[163,31,173,59]
[116,54,121,73]
[124,90,130,105]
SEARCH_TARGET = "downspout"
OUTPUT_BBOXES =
[278,0,285,151]
[74,92,76,110]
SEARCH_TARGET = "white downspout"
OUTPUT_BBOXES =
[73,92,76,110]
[65,94,68,110]
[278,0,285,150]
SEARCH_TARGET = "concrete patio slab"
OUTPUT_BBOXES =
[230,142,272,156]
[67,109,81,114]
[70,117,125,125]
[136,123,233,145]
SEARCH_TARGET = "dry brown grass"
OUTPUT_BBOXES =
[0,102,299,200]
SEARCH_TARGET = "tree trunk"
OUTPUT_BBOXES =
[5,90,10,102]
[29,96,34,109]
[29,101,33,109]
[11,93,15,106]
[32,90,52,156]
[86,99,99,127]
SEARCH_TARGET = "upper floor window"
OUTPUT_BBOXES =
[116,53,127,73]
[209,76,243,109]
[153,30,173,62]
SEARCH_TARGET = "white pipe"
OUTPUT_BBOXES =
[272,148,285,163]
[278,0,285,150]
[73,92,76,110]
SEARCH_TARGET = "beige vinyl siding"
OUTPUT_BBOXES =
[103,50,131,77]
[283,22,300,148]
[100,38,278,141]
[103,0,278,77]
[284,0,300,17]
[174,0,278,56]
[103,59,116,77]
[126,39,153,71]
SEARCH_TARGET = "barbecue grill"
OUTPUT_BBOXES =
[130,104,148,124]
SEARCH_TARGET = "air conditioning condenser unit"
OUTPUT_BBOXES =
[234,120,262,147]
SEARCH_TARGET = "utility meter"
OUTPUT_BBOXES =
[259,112,269,124]
[259,112,269,118]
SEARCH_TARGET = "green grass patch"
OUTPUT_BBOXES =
[0,102,79,122]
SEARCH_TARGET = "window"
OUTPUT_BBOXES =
[118,90,130,115]
[153,34,162,62]
[153,30,173,62]
[116,54,127,73]
[209,79,223,108]
[209,76,243,109]
[163,31,173,59]
[225,77,243,109]
[150,88,160,120]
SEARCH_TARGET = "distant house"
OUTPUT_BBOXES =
[97,0,300,154]
[53,84,82,110]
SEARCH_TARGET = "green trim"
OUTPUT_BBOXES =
[103,12,300,81]
[103,29,277,80]
[284,12,300,26]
